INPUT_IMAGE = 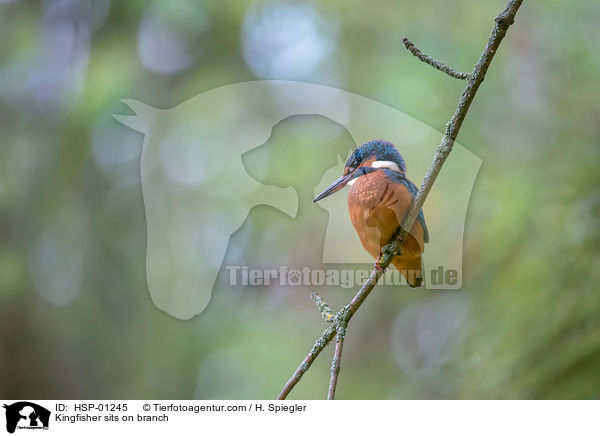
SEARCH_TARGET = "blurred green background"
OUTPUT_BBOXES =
[1,0,599,399]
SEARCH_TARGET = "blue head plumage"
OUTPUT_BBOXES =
[345,139,407,174]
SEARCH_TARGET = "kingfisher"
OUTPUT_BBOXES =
[313,139,429,287]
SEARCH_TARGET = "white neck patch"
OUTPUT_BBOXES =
[371,160,402,172]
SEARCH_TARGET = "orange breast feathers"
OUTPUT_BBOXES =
[347,168,426,286]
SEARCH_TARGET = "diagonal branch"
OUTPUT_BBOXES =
[277,324,336,400]
[277,268,386,399]
[277,0,524,400]
[399,0,524,237]
[402,38,471,80]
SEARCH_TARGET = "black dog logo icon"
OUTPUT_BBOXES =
[3,402,50,433]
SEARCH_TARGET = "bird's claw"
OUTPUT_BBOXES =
[393,228,405,243]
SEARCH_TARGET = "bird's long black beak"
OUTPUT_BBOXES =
[313,172,355,202]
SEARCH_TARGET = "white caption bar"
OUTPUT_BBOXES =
[0,400,596,436]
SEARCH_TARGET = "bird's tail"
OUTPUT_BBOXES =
[392,256,423,288]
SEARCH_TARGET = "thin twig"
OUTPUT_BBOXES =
[402,37,471,80]
[277,324,336,400]
[311,292,334,322]
[277,0,523,400]
[277,265,393,399]
[400,0,524,237]
[328,332,345,400]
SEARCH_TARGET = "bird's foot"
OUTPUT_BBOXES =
[374,255,384,271]
[393,228,406,243]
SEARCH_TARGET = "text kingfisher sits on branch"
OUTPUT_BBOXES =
[313,139,429,287]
